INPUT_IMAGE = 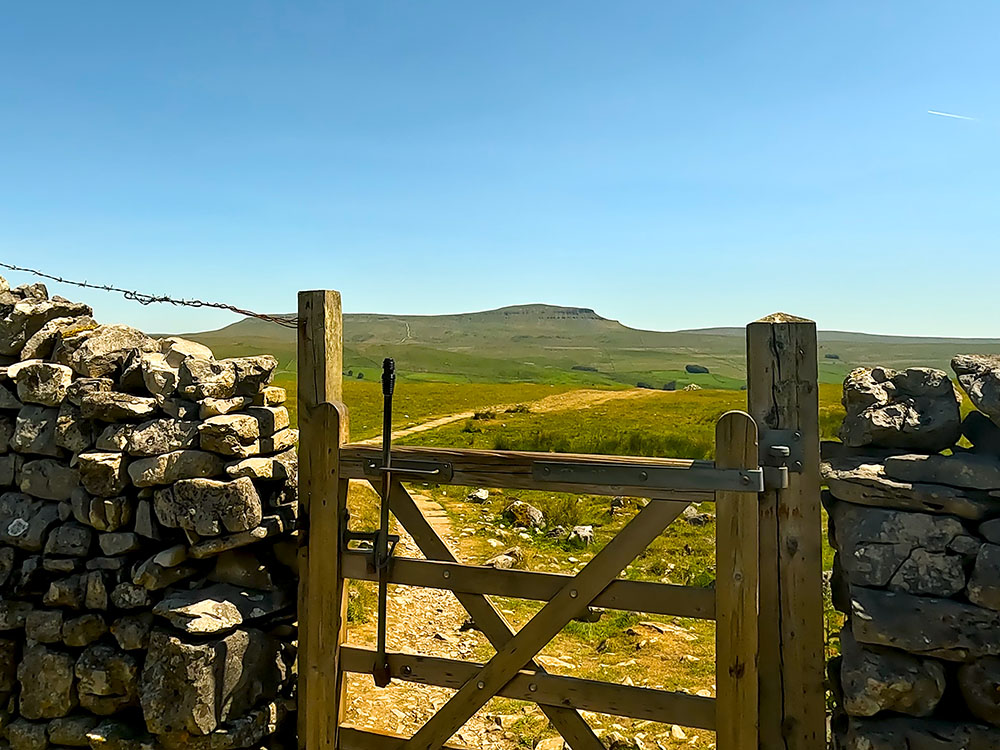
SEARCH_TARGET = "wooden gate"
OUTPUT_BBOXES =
[296,291,825,750]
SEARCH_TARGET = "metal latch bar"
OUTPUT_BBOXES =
[759,428,804,473]
[364,459,454,482]
[531,461,764,493]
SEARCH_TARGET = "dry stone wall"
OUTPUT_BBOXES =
[827,361,1000,749]
[0,277,298,750]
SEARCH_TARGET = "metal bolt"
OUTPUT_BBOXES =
[402,665,412,676]
[793,432,801,441]
[542,467,551,475]
[640,471,648,481]
[741,474,751,485]
[443,570,451,579]
[477,681,485,689]
[528,683,538,693]
[569,589,578,599]
[794,460,802,471]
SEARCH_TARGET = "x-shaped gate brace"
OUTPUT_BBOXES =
[354,480,690,750]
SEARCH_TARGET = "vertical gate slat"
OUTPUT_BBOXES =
[715,411,759,750]
[747,314,825,750]
[298,290,346,750]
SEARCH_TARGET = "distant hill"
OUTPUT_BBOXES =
[182,304,1000,389]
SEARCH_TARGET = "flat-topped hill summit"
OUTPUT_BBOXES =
[184,304,1000,389]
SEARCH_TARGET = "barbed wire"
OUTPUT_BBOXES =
[0,261,299,329]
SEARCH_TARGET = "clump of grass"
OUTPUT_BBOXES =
[472,409,496,420]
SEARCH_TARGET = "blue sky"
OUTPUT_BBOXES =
[1,2,997,336]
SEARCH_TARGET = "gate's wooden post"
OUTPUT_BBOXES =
[746,314,825,750]
[298,290,346,750]
[715,411,759,750]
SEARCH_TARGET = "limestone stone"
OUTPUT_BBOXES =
[77,391,158,422]
[0,453,23,484]
[43,575,83,609]
[98,532,140,556]
[139,627,282,735]
[0,382,21,411]
[251,386,286,406]
[968,544,1000,611]
[125,418,198,456]
[152,543,187,568]
[159,336,214,367]
[259,428,296,454]
[840,366,962,452]
[127,450,223,487]
[197,414,259,456]
[54,402,93,453]
[178,358,237,400]
[208,549,275,590]
[953,354,1000,427]
[95,424,132,452]
[837,717,1000,750]
[883,452,1000,491]
[160,398,199,420]
[76,452,129,497]
[62,614,107,647]
[822,454,1000,520]
[0,297,92,357]
[246,406,289,436]
[839,628,945,717]
[155,699,288,750]
[159,477,262,536]
[20,459,79,501]
[18,644,78,719]
[0,413,14,451]
[19,314,98,361]
[567,525,595,546]
[224,449,296,482]
[64,377,112,406]
[229,356,277,396]
[830,501,973,596]
[0,492,60,551]
[81,572,106,611]
[8,361,74,407]
[0,546,14,587]
[110,582,150,610]
[0,599,32,629]
[137,352,178,399]
[198,396,250,419]
[74,644,138,716]
[72,491,132,532]
[958,656,1000,727]
[54,324,157,379]
[25,609,64,643]
[44,523,92,557]
[47,714,100,746]
[131,556,198,591]
[133,499,161,540]
[11,405,60,457]
[111,614,152,651]
[850,585,1000,661]
[6,718,49,750]
[152,583,289,634]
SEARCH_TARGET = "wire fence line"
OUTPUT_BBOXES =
[0,261,300,329]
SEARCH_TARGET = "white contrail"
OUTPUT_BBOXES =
[928,109,977,121]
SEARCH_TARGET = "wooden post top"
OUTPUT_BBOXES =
[752,312,814,324]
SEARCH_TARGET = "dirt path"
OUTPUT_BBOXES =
[342,492,523,748]
[357,387,656,446]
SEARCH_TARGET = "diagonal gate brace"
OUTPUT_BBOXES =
[402,498,688,750]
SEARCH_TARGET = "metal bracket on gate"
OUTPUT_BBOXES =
[363,458,454,483]
[341,509,399,569]
[532,461,764,493]
[759,428,803,490]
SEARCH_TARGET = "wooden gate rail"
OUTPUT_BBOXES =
[339,646,717,729]
[338,444,761,500]
[298,290,825,750]
[340,551,716,619]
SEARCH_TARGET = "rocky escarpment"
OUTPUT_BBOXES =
[828,361,1000,749]
[0,276,297,750]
